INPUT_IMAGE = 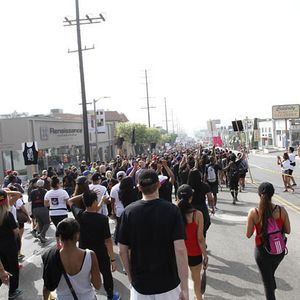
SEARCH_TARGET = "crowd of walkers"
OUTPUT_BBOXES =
[0,144,293,299]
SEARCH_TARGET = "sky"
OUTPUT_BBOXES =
[1,0,300,136]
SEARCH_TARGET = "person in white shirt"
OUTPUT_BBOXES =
[44,176,69,247]
[277,152,294,193]
[288,147,297,186]
[110,171,126,244]
[89,173,109,216]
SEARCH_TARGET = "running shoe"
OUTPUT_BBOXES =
[292,183,297,186]
[8,289,23,299]
[30,229,37,238]
[283,189,288,192]
[37,234,47,243]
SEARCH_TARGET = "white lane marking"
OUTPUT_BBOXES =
[213,212,247,223]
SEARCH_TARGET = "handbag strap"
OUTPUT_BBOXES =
[59,256,79,300]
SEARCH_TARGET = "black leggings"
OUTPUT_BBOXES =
[0,240,19,294]
[95,251,114,298]
[255,246,285,300]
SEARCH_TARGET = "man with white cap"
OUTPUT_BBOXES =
[30,179,50,243]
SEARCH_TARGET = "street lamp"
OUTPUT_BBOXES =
[92,96,110,161]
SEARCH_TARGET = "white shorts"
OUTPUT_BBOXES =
[130,285,181,300]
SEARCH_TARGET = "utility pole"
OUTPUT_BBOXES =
[164,97,168,133]
[64,0,105,163]
[171,109,175,134]
[140,69,155,128]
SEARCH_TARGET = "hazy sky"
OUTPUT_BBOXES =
[1,0,300,135]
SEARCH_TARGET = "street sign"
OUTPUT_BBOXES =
[272,104,300,119]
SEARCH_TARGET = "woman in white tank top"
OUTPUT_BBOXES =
[44,218,101,300]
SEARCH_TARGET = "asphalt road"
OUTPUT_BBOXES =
[1,153,299,299]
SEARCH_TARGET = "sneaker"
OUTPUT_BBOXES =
[108,292,121,300]
[30,230,37,238]
[37,234,47,243]
[292,183,297,186]
[9,289,23,299]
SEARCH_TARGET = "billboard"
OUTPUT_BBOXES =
[272,104,300,120]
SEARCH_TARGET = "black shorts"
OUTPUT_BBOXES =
[188,255,203,267]
[288,169,293,175]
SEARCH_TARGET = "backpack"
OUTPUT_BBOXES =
[207,164,217,183]
[229,163,239,180]
[237,160,248,175]
[262,206,287,255]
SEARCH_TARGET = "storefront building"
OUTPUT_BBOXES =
[0,110,128,181]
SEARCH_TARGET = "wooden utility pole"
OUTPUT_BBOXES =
[64,0,105,163]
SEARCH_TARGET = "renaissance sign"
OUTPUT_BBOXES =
[272,104,300,120]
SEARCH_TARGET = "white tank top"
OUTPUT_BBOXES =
[56,249,96,300]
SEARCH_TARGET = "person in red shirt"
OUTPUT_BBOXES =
[177,184,208,300]
[246,182,291,300]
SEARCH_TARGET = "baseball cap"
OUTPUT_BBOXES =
[76,176,88,185]
[36,179,45,187]
[91,172,101,182]
[138,169,159,187]
[82,170,90,177]
[116,171,126,180]
[176,155,182,161]
[158,175,168,185]
[42,170,48,175]
[177,184,193,199]
[258,182,275,198]
[0,189,8,205]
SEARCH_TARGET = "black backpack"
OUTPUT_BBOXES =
[229,163,239,180]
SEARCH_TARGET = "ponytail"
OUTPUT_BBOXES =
[177,195,194,224]
[259,193,273,241]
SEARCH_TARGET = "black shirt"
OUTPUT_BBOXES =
[71,206,111,256]
[0,212,18,245]
[159,181,173,202]
[191,182,211,232]
[30,187,47,209]
[118,199,185,295]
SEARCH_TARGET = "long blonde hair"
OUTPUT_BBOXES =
[0,201,9,226]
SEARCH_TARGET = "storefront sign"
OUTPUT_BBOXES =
[272,104,300,119]
[49,128,82,136]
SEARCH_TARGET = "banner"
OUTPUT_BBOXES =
[212,136,223,147]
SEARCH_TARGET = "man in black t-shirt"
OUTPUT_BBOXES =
[118,169,188,300]
[68,191,120,300]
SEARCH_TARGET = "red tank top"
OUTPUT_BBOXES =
[184,211,202,256]
[254,206,284,246]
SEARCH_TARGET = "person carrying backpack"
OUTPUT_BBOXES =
[224,153,240,204]
[246,182,291,300]
[205,156,221,210]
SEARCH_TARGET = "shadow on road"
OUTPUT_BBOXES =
[207,253,293,297]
